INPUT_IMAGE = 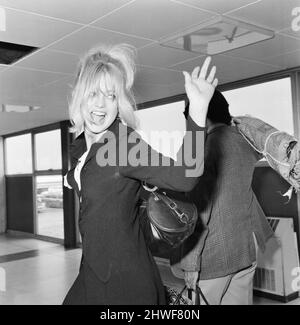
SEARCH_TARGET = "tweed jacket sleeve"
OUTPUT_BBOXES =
[170,133,216,273]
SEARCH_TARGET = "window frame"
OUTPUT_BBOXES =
[218,67,299,140]
[138,68,299,139]
[219,68,299,168]
[33,128,62,174]
[4,133,33,176]
[4,122,61,176]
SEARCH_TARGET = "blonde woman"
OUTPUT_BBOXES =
[63,43,218,305]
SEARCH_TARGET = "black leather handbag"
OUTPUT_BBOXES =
[142,183,198,248]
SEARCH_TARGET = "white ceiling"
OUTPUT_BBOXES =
[0,0,300,135]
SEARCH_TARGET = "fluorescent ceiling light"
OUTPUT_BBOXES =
[160,16,274,55]
[0,7,6,32]
[2,105,40,113]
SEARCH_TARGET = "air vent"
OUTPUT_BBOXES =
[254,267,276,292]
[160,16,274,55]
[0,41,39,65]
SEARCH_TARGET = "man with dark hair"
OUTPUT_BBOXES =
[206,89,232,126]
[171,90,273,305]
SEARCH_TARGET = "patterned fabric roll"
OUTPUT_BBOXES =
[233,115,300,196]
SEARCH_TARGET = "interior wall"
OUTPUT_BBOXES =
[0,137,6,233]
[6,176,34,233]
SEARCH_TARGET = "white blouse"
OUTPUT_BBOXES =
[74,150,89,191]
[63,150,88,192]
[63,131,107,191]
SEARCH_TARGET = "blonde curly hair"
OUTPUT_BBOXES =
[69,43,137,134]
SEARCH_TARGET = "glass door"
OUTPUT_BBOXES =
[36,175,63,239]
[34,129,63,239]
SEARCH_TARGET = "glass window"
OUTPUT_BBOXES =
[5,134,32,175]
[35,129,62,171]
[223,77,294,135]
[36,175,64,239]
[135,101,186,159]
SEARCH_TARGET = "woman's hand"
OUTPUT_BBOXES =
[183,56,218,127]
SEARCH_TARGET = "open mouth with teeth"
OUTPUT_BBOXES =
[91,111,106,124]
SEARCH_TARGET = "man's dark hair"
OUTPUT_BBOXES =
[207,89,231,125]
[184,90,231,125]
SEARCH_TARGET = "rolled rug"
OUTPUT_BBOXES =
[232,115,300,198]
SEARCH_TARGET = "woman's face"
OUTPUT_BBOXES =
[81,74,118,135]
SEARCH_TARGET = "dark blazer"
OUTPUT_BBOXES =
[63,117,205,305]
[171,125,274,280]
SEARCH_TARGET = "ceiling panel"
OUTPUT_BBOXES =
[0,7,80,48]
[171,54,280,84]
[221,33,300,61]
[170,55,216,72]
[280,27,300,40]
[135,81,182,104]
[136,43,200,68]
[0,77,74,135]
[227,0,300,31]
[0,106,68,136]
[0,0,133,24]
[3,76,75,106]
[49,26,151,55]
[14,49,79,74]
[0,67,67,99]
[35,76,75,107]
[259,50,300,69]
[171,0,261,14]
[135,65,182,85]
[211,55,281,84]
[92,0,216,40]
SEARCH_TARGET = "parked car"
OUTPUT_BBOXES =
[37,196,46,212]
[39,190,63,208]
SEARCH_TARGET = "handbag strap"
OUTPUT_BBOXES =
[196,286,210,305]
[142,181,158,192]
[174,285,210,305]
[173,285,188,305]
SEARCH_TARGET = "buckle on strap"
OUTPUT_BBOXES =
[168,201,187,221]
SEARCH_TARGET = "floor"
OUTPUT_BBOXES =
[0,233,299,305]
[37,207,64,239]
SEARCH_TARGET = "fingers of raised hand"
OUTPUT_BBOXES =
[212,77,218,87]
[199,56,212,80]
[190,57,217,87]
[191,66,200,80]
[183,70,191,83]
[206,65,216,83]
